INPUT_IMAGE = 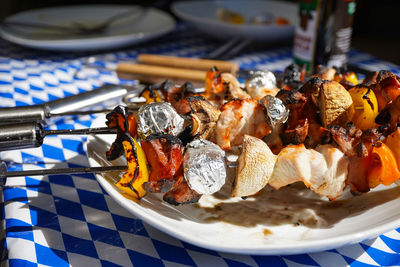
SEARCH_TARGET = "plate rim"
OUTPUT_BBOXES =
[0,5,175,51]
[86,116,400,255]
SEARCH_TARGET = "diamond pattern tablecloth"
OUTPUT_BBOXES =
[1,25,400,267]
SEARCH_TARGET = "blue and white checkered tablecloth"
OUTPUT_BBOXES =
[1,25,400,267]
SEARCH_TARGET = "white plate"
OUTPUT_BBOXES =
[171,0,297,42]
[86,116,400,255]
[0,5,175,51]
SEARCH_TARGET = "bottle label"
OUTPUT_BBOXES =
[293,0,320,72]
[327,27,353,67]
[327,0,356,68]
[293,0,356,72]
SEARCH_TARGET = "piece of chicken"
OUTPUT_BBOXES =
[215,99,272,150]
[314,144,349,200]
[221,73,250,100]
[269,144,348,200]
[269,144,327,189]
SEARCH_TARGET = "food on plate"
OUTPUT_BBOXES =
[102,64,400,206]
[328,123,399,193]
[216,7,289,26]
[375,95,400,131]
[368,141,400,188]
[216,7,245,24]
[140,84,164,104]
[348,85,378,130]
[385,128,400,169]
[116,135,149,199]
[141,134,201,205]
[278,63,306,90]
[259,95,289,128]
[318,80,354,127]
[203,67,250,106]
[221,72,250,100]
[245,70,279,100]
[183,139,226,195]
[105,106,148,199]
[186,95,221,140]
[215,98,271,150]
[372,71,400,111]
[269,143,348,200]
[137,102,185,139]
[232,135,276,197]
[314,67,358,88]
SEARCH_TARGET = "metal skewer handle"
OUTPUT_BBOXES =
[0,83,144,123]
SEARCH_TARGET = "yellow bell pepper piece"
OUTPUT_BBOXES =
[349,85,379,130]
[345,72,358,85]
[116,137,149,199]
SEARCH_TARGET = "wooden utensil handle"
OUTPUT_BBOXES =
[136,54,239,74]
[116,63,207,84]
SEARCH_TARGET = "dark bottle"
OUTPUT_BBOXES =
[293,0,356,73]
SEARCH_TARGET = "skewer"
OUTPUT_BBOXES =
[0,122,117,151]
[51,109,113,117]
[44,126,117,136]
[0,161,127,186]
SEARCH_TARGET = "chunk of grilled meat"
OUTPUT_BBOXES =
[141,134,184,193]
[327,123,363,157]
[328,123,391,193]
[277,63,305,90]
[163,175,201,205]
[203,67,226,107]
[221,73,250,100]
[141,134,202,205]
[158,80,193,115]
[375,95,400,131]
[276,89,324,147]
[269,144,348,200]
[372,71,400,111]
[362,71,378,86]
[215,98,271,150]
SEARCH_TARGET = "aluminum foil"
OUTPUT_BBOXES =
[183,139,226,195]
[137,102,185,139]
[260,95,289,127]
[245,70,276,91]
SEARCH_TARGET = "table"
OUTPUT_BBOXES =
[1,25,400,267]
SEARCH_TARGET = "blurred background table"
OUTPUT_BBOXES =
[0,18,400,267]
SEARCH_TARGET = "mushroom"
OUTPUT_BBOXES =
[318,80,354,127]
[232,135,277,197]
[186,95,221,140]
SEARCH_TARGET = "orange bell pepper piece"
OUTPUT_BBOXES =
[141,88,163,103]
[368,142,400,188]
